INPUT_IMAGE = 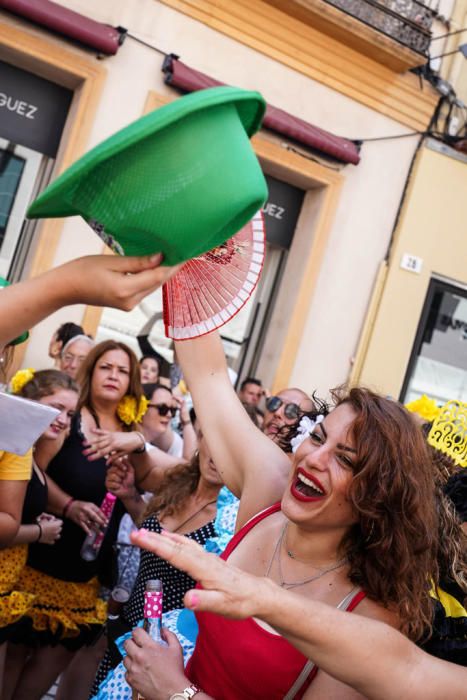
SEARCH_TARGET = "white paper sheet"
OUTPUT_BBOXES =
[0,392,60,455]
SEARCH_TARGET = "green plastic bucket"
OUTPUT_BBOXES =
[27,86,268,266]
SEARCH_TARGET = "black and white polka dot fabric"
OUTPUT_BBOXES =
[123,514,215,624]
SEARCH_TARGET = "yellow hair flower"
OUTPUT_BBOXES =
[177,379,189,396]
[117,395,149,426]
[135,395,149,423]
[405,394,441,423]
[10,368,35,394]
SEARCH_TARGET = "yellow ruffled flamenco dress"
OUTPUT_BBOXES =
[0,545,36,629]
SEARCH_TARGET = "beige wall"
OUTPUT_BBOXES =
[357,140,467,397]
[16,1,428,397]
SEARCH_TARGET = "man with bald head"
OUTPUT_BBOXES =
[262,387,314,445]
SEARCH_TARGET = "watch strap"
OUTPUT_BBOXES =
[169,684,201,700]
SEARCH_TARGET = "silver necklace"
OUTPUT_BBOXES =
[266,524,347,590]
[285,523,343,569]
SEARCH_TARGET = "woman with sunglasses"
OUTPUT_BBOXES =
[263,390,314,447]
[141,383,197,462]
[121,330,464,700]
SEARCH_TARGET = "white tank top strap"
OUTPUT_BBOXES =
[336,586,363,611]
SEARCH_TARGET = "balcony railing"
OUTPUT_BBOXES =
[264,0,435,70]
[323,0,433,55]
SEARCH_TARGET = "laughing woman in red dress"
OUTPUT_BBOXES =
[123,331,463,700]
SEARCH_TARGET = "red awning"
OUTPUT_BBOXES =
[2,0,124,55]
[163,56,360,165]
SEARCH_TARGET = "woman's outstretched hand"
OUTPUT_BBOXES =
[130,529,271,620]
[83,429,144,463]
[63,254,182,311]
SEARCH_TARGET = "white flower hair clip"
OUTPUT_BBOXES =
[290,414,324,453]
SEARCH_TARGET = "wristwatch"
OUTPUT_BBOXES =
[169,685,201,700]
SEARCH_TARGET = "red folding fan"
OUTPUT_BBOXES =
[162,211,265,340]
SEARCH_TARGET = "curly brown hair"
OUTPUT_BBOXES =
[144,452,201,521]
[331,387,441,641]
[76,340,143,429]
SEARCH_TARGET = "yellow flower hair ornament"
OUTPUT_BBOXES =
[405,394,441,423]
[117,395,148,426]
[10,368,35,394]
[177,379,189,396]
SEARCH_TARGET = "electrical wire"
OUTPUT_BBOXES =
[126,32,168,56]
[284,145,342,170]
[352,130,426,144]
[122,30,466,149]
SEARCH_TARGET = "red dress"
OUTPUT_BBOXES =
[186,503,366,699]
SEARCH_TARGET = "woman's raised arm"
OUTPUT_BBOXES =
[175,332,290,526]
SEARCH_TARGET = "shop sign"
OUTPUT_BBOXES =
[440,314,467,340]
[262,175,305,250]
[0,60,72,158]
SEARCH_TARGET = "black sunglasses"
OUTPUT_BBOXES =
[265,396,301,420]
[148,403,177,417]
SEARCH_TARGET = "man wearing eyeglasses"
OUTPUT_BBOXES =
[59,334,95,380]
[263,388,314,445]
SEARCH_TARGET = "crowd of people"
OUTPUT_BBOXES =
[0,252,465,700]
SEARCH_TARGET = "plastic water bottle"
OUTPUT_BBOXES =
[132,579,166,700]
[110,583,131,608]
[106,583,132,667]
[80,492,116,562]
